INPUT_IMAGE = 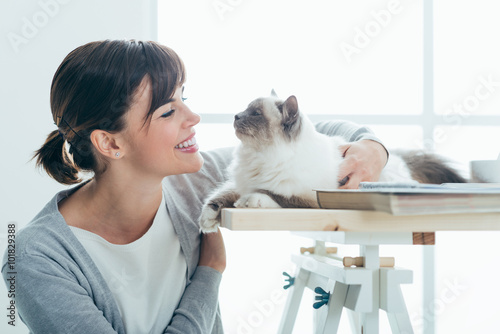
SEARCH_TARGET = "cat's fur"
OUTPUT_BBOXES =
[199,94,466,233]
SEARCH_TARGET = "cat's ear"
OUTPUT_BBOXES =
[270,89,278,97]
[282,95,300,129]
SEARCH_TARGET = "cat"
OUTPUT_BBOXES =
[199,93,466,233]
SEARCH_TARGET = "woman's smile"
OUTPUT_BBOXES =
[175,133,199,152]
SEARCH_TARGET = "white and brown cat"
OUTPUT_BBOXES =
[199,93,465,233]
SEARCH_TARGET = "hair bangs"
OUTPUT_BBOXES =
[140,42,186,127]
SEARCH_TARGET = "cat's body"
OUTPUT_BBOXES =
[233,105,344,207]
[199,94,466,233]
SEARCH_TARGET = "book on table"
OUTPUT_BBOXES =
[315,183,500,215]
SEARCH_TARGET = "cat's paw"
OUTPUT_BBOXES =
[199,203,221,233]
[234,193,281,208]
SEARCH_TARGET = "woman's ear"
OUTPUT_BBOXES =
[90,129,123,159]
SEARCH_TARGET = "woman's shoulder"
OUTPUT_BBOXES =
[162,147,234,191]
[7,190,77,261]
[1,192,91,292]
[199,147,235,174]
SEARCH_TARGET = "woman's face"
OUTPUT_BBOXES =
[120,78,203,179]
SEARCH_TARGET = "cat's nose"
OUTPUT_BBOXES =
[234,114,240,121]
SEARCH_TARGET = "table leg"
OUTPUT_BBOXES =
[319,281,349,334]
[359,245,380,334]
[381,268,414,334]
[423,246,435,334]
[346,309,361,334]
[277,266,310,334]
[387,311,414,334]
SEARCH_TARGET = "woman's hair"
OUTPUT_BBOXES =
[33,40,186,185]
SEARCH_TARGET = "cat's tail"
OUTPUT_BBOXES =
[393,150,468,184]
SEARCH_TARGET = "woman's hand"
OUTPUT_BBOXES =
[199,228,226,273]
[337,140,388,189]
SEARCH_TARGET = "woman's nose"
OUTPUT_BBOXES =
[184,107,201,127]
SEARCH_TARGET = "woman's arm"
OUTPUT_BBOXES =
[165,229,226,333]
[315,119,384,143]
[165,266,222,333]
[161,151,232,333]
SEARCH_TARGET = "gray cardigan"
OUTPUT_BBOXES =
[2,121,383,334]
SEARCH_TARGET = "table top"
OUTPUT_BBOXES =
[221,208,500,232]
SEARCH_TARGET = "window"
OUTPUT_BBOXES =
[158,0,423,149]
[158,1,500,333]
[434,0,500,165]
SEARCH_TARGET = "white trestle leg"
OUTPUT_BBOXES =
[380,267,414,334]
[358,245,380,334]
[278,237,414,334]
[277,266,310,334]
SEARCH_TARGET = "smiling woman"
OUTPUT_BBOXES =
[3,39,229,334]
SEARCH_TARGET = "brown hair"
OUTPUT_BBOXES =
[33,40,186,185]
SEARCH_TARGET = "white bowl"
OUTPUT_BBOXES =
[470,160,500,183]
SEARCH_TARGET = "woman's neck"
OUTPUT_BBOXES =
[59,173,163,245]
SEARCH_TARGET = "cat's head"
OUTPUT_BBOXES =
[233,93,302,146]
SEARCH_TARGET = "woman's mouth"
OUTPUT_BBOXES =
[175,136,196,149]
[175,135,199,152]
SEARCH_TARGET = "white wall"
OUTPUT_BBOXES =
[0,1,157,332]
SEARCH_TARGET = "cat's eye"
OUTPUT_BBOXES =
[252,109,262,116]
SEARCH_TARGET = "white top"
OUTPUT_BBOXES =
[69,193,187,334]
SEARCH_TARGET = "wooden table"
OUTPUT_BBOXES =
[221,208,500,334]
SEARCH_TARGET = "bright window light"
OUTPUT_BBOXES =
[158,2,500,333]
[159,0,422,118]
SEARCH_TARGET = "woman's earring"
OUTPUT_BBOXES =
[115,152,120,158]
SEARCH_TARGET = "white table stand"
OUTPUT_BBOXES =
[278,233,414,334]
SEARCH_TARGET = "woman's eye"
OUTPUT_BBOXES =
[181,97,188,102]
[161,110,175,118]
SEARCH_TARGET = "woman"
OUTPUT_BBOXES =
[2,40,387,334]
